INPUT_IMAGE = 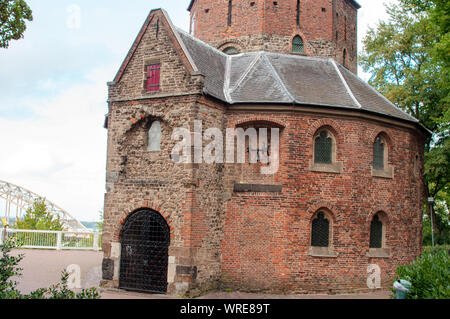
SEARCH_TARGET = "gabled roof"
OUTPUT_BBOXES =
[112,9,198,84]
[176,29,419,124]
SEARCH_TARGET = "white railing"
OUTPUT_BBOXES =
[0,228,102,251]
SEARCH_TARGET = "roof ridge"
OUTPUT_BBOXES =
[176,27,227,57]
[262,53,296,103]
[161,10,199,72]
[338,64,419,123]
[223,55,232,102]
[229,52,263,94]
[330,59,362,109]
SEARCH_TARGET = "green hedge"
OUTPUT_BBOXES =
[392,248,450,299]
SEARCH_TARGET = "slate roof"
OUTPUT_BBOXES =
[176,29,419,124]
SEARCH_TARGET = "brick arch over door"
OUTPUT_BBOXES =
[113,202,173,242]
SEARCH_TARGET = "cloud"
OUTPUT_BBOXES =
[0,66,110,222]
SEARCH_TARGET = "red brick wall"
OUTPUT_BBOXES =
[221,111,425,292]
[189,0,358,72]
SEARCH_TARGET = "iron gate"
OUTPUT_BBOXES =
[119,209,170,293]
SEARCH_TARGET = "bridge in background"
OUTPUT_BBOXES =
[0,179,89,232]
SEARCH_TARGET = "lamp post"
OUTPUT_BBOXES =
[427,197,435,247]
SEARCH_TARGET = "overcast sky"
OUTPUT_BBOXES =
[0,0,397,222]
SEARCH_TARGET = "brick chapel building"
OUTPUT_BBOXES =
[101,0,429,295]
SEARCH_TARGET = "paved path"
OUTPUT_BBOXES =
[10,249,390,299]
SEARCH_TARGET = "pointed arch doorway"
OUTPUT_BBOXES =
[119,209,170,293]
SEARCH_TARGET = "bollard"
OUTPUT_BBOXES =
[393,279,412,299]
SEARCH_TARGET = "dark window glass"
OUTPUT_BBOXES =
[228,0,232,26]
[296,0,301,26]
[314,131,332,164]
[223,47,239,55]
[292,35,304,53]
[370,215,383,248]
[311,212,330,247]
[373,136,385,170]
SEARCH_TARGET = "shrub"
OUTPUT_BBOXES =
[0,237,24,299]
[392,248,450,299]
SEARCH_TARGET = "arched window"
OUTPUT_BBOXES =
[292,35,304,54]
[314,130,332,164]
[370,214,383,248]
[373,135,385,170]
[311,212,330,247]
[147,121,162,151]
[223,46,239,55]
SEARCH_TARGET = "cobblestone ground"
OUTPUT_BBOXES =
[11,249,391,299]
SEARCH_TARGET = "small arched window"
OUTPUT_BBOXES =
[369,214,383,248]
[373,135,385,170]
[311,212,330,247]
[292,35,304,54]
[314,130,332,164]
[147,121,162,151]
[223,46,239,55]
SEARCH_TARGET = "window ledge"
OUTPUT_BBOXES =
[308,247,339,258]
[366,248,391,258]
[371,166,394,179]
[309,162,343,174]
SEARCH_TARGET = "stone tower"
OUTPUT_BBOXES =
[188,0,360,73]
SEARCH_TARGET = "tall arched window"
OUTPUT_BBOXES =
[292,35,304,54]
[373,135,385,170]
[311,212,330,247]
[228,0,233,26]
[314,130,332,164]
[370,214,383,248]
[147,121,162,151]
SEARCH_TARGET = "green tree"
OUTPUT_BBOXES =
[15,199,65,231]
[0,0,33,48]
[360,0,449,243]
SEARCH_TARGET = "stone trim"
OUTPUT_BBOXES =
[371,166,394,179]
[233,183,282,193]
[366,248,391,258]
[309,162,343,174]
[308,246,339,258]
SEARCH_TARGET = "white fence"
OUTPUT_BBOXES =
[0,228,101,251]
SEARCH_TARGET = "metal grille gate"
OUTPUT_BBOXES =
[119,209,170,293]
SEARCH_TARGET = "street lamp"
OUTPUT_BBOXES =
[427,197,435,247]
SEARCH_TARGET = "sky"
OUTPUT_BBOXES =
[0,0,397,222]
